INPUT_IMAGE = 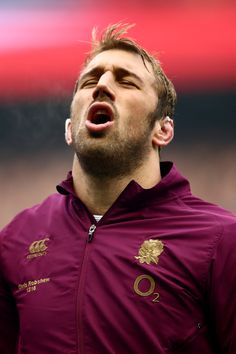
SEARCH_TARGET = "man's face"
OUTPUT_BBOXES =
[69,49,159,178]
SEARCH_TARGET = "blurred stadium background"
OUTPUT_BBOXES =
[1,0,236,228]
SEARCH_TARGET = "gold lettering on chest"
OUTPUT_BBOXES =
[18,278,50,293]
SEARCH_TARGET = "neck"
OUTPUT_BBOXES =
[71,152,161,215]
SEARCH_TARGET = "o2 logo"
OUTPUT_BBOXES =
[133,274,160,303]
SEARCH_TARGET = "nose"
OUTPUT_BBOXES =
[92,71,115,101]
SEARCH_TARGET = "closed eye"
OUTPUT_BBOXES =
[119,80,139,88]
[79,79,98,89]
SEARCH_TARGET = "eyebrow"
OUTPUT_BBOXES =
[79,66,144,85]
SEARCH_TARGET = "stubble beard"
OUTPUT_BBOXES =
[71,111,157,180]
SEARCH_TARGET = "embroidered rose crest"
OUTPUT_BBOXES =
[135,239,164,265]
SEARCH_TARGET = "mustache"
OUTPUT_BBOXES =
[91,93,114,107]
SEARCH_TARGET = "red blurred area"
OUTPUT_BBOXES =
[1,4,236,101]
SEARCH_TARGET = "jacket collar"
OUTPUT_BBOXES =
[56,161,191,206]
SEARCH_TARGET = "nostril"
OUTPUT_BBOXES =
[92,89,99,100]
[92,86,115,101]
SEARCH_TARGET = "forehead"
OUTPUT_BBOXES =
[81,49,155,83]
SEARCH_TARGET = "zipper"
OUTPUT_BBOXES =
[77,224,97,353]
[88,224,96,242]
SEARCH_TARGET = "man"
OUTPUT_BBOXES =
[0,23,236,354]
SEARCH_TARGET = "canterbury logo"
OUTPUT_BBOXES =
[29,238,49,254]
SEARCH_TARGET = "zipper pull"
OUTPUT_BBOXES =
[88,224,96,242]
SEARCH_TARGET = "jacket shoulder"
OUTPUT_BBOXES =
[178,193,236,252]
[180,192,236,222]
[0,193,66,239]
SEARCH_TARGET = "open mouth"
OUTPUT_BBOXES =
[85,102,115,132]
[91,111,112,125]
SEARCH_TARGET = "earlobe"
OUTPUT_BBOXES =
[152,116,174,148]
[65,119,73,145]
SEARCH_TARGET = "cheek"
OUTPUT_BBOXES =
[71,96,83,115]
[71,95,89,124]
[126,94,155,116]
[122,113,148,138]
[125,102,152,127]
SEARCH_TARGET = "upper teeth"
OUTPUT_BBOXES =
[95,110,108,115]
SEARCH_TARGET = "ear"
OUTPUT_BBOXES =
[65,118,73,145]
[152,116,174,148]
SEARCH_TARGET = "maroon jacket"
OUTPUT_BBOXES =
[1,162,236,353]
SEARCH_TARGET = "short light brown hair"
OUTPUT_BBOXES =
[75,23,177,119]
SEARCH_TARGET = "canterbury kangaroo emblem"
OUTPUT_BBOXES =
[27,238,50,259]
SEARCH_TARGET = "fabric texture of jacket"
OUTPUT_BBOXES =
[1,161,236,354]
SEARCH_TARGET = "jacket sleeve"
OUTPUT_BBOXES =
[208,219,236,353]
[0,230,19,354]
